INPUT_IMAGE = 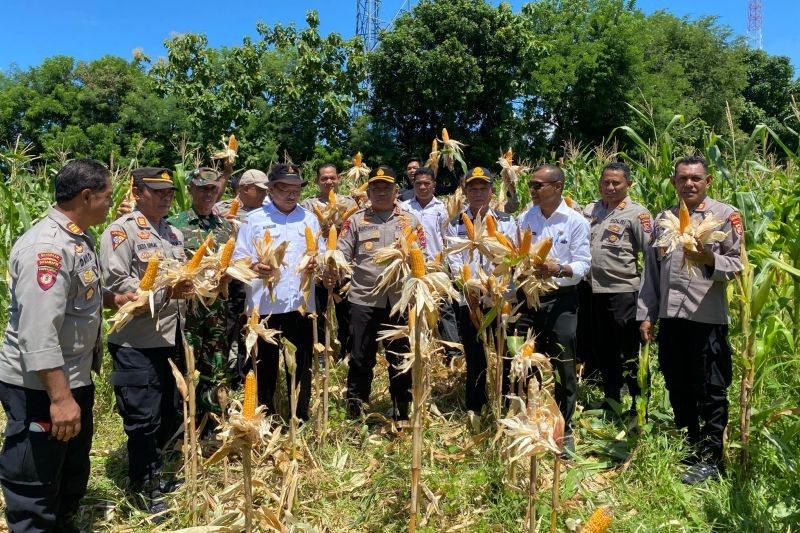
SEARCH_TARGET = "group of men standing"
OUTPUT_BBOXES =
[0,153,742,531]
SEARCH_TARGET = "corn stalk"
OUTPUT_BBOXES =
[527,379,538,533]
[409,305,424,533]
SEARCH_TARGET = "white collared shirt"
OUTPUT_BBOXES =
[233,202,321,315]
[518,199,591,287]
[401,196,448,257]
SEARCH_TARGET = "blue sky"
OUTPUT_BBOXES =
[1,1,798,74]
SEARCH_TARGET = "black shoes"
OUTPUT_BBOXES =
[681,461,723,484]
[394,402,410,422]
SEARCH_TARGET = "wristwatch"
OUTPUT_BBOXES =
[557,264,565,278]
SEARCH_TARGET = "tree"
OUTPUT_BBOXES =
[739,49,799,139]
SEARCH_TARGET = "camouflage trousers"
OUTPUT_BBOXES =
[183,297,232,415]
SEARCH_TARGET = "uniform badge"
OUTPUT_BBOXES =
[82,269,96,283]
[37,270,57,291]
[66,222,82,234]
[139,251,152,260]
[729,212,743,236]
[37,252,63,270]
[608,224,622,234]
[74,244,84,254]
[376,168,385,177]
[137,231,151,240]
[85,287,95,300]
[364,241,374,251]
[608,234,618,243]
[617,201,626,210]
[638,213,653,233]
[135,216,148,229]
[696,202,706,212]
[110,230,128,250]
[341,219,351,239]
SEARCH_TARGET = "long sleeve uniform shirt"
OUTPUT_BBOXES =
[232,202,321,315]
[517,199,591,288]
[401,196,449,258]
[636,196,743,325]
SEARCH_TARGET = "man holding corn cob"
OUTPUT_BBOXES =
[324,165,425,421]
[582,162,652,418]
[169,168,235,419]
[517,164,591,458]
[0,160,122,532]
[445,167,518,413]
[215,169,269,222]
[100,167,191,517]
[637,156,743,484]
[232,163,321,421]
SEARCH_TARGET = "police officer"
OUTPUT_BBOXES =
[0,160,121,532]
[445,167,517,413]
[232,163,321,421]
[638,155,743,484]
[324,165,425,420]
[517,164,591,458]
[215,169,269,222]
[169,168,235,416]
[402,166,461,361]
[301,163,357,358]
[583,162,653,415]
[100,167,190,516]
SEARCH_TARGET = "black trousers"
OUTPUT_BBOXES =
[458,304,512,412]
[576,280,597,376]
[314,284,351,359]
[515,288,579,429]
[226,280,248,388]
[591,291,641,406]
[0,382,94,533]
[658,318,732,464]
[256,312,313,421]
[347,303,412,409]
[438,300,462,358]
[109,343,180,486]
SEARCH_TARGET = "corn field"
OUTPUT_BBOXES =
[1,110,799,531]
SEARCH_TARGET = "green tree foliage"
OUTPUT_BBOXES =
[739,49,800,139]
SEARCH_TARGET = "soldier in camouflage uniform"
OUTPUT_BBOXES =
[169,167,234,415]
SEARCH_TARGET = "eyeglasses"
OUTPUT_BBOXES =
[273,185,301,196]
[529,181,557,190]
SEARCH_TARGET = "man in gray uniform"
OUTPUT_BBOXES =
[583,162,652,415]
[0,159,122,532]
[100,167,191,516]
[324,166,425,420]
[638,155,743,484]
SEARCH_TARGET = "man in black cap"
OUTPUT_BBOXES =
[323,166,426,421]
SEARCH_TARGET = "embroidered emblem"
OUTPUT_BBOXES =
[110,230,127,250]
[729,212,743,236]
[37,252,63,270]
[85,287,95,300]
[638,213,653,233]
[472,167,484,177]
[696,202,706,212]
[135,216,148,229]
[37,270,57,291]
[341,219,351,239]
[617,201,626,210]
[364,241,374,251]
[82,269,96,283]
[376,168,385,177]
[608,224,622,234]
[608,234,618,243]
[137,231,151,240]
[66,222,82,234]
[74,244,84,254]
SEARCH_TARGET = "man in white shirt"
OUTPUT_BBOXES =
[232,164,321,421]
[517,164,591,457]
[402,167,461,361]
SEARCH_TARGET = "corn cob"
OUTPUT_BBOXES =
[504,148,513,165]
[409,248,426,278]
[501,301,510,315]
[328,189,336,205]
[263,230,272,246]
[584,507,613,533]
[442,128,450,142]
[327,226,338,251]
[357,181,369,193]
[228,134,238,152]
[485,213,497,237]
[228,197,241,217]
[304,226,317,253]
[431,138,438,154]
[496,232,515,250]
[139,256,161,291]
[187,235,214,271]
[564,196,574,208]
[248,308,259,329]
[432,251,443,266]
[341,205,359,222]
[521,342,535,357]
[406,225,420,245]
[242,370,257,419]
[461,213,475,240]
[519,230,532,254]
[313,204,325,224]
[461,264,471,281]
[532,237,553,265]
[353,151,362,167]
[220,237,235,269]
[679,200,691,233]
[408,311,416,333]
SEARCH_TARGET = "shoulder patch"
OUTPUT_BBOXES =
[36,252,62,291]
[66,222,83,235]
[135,215,149,229]
[729,212,743,236]
[638,213,653,233]
[341,219,351,239]
[110,230,128,250]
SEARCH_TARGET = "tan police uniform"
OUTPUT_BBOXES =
[582,196,652,408]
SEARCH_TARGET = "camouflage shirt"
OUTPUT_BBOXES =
[168,208,234,254]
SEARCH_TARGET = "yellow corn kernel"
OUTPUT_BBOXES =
[304,226,317,253]
[519,230,532,254]
[501,301,510,315]
[433,251,443,266]
[521,343,534,357]
[328,189,336,206]
[495,232,515,251]
[431,138,438,154]
[313,204,325,223]
[409,248,426,278]
[242,370,257,419]
[228,134,238,152]
[485,213,497,237]
[461,213,475,240]
[248,308,259,329]
[679,200,691,233]
[564,196,574,208]
[532,236,553,265]
[357,181,369,193]
[327,226,338,251]
[461,264,471,281]
[263,230,272,247]
[584,507,613,533]
[408,311,416,333]
[228,197,240,217]
[406,225,420,245]
[187,235,214,271]
[442,128,450,142]
[354,151,362,167]
[220,238,235,269]
[139,256,161,291]
[341,205,359,223]
[504,148,513,165]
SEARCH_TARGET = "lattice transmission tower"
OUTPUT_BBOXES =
[747,0,763,50]
[356,0,381,52]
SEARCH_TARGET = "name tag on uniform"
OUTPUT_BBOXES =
[360,224,378,232]
[364,230,380,240]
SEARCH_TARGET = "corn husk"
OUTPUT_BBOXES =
[654,200,727,273]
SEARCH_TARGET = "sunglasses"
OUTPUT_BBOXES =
[529,180,557,190]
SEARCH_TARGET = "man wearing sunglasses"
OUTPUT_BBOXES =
[516,164,591,459]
